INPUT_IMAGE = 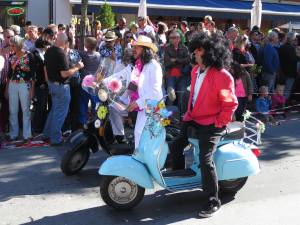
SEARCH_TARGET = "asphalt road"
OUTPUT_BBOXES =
[1,117,300,225]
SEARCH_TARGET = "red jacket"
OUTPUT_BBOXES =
[183,66,238,128]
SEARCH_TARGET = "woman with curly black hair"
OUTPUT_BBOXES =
[170,32,238,218]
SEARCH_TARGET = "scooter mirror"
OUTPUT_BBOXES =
[167,87,176,102]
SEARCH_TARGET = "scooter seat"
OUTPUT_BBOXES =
[186,121,245,141]
[222,121,245,141]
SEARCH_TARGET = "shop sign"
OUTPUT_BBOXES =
[7,7,25,16]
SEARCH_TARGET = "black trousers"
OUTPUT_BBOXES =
[170,121,225,199]
[32,85,49,133]
[235,97,248,122]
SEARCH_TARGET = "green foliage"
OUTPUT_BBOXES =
[97,1,115,29]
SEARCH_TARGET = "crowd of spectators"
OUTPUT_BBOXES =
[0,15,300,144]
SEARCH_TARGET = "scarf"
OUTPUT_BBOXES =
[130,58,143,111]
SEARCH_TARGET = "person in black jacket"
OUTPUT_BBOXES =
[278,32,299,101]
[164,30,190,116]
[31,38,48,134]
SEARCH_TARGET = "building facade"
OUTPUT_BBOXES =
[3,1,300,29]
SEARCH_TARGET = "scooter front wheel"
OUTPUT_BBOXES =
[100,176,145,210]
[60,146,90,176]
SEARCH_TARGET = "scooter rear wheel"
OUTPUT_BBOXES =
[60,146,90,176]
[100,176,145,210]
[219,177,248,194]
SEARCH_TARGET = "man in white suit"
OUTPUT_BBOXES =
[123,35,163,148]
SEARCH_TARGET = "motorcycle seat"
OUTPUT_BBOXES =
[109,143,134,155]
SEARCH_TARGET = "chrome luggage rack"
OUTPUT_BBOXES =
[243,111,265,145]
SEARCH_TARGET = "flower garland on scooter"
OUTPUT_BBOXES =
[145,100,172,127]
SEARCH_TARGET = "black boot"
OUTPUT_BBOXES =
[198,197,221,218]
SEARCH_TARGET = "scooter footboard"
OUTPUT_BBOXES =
[99,156,154,189]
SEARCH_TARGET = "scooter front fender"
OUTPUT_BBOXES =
[99,156,154,189]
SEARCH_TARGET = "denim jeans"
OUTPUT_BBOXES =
[79,87,99,125]
[43,82,71,144]
[284,77,295,100]
[8,82,32,139]
[261,72,276,93]
[166,76,190,117]
[64,76,81,131]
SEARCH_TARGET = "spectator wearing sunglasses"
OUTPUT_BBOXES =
[0,29,15,136]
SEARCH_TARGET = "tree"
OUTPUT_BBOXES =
[79,0,89,50]
[97,1,115,29]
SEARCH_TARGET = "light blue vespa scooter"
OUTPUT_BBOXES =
[99,100,262,210]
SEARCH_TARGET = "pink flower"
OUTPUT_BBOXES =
[108,79,122,93]
[82,75,95,87]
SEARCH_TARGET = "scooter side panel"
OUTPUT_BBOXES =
[215,142,260,180]
[189,139,260,180]
[99,156,154,189]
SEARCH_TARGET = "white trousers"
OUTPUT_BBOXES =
[109,102,147,149]
[134,110,147,149]
[109,103,128,136]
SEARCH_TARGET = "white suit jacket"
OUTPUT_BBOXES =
[136,59,163,109]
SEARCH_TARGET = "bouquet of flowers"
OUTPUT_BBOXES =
[249,64,262,77]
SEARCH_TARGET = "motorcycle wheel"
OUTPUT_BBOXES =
[100,176,145,210]
[219,177,248,194]
[60,146,90,176]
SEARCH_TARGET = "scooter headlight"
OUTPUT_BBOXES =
[98,89,108,102]
[94,119,101,128]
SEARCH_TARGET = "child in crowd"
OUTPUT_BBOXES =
[272,85,286,118]
[256,86,279,125]
[79,37,101,127]
[230,62,253,121]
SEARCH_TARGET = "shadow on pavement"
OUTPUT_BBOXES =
[20,189,235,225]
[258,118,300,162]
[0,147,107,202]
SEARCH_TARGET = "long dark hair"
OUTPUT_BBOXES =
[140,47,158,65]
[230,61,247,80]
[189,32,232,70]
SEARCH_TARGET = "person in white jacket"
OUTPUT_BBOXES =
[101,35,159,148]
[102,36,162,148]
[127,35,162,148]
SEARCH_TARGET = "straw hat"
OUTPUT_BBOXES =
[132,35,158,53]
[103,30,117,41]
